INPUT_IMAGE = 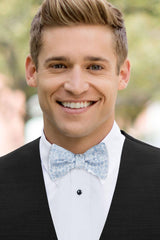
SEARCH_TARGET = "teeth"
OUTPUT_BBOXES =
[61,101,93,109]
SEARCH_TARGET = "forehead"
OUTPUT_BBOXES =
[39,25,115,61]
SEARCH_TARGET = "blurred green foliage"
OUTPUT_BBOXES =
[0,0,160,123]
[0,0,41,96]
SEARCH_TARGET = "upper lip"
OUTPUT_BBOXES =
[56,99,99,103]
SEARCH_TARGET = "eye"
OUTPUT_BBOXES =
[87,64,103,70]
[50,64,67,69]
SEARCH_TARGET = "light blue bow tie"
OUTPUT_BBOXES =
[48,142,108,181]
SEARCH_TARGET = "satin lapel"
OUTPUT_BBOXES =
[99,137,131,240]
[100,136,132,240]
[21,138,58,239]
[99,133,160,239]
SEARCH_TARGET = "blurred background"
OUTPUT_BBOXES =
[0,0,160,156]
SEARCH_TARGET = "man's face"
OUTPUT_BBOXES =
[26,25,130,145]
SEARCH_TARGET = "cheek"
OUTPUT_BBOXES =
[36,82,52,112]
[37,77,58,97]
[92,77,119,101]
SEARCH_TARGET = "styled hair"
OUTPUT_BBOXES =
[30,0,128,73]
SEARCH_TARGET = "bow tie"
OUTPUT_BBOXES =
[48,142,108,181]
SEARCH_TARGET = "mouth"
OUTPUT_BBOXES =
[57,101,97,109]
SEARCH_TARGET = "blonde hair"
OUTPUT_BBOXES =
[30,0,128,73]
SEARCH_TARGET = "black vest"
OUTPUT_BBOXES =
[0,132,160,239]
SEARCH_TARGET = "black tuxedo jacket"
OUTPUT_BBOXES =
[0,131,160,239]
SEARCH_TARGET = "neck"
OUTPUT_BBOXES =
[44,120,114,154]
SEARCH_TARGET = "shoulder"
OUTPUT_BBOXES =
[0,138,40,172]
[121,130,160,160]
[120,131,160,190]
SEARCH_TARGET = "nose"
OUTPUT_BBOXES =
[64,66,89,95]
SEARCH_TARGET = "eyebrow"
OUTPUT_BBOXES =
[44,55,110,65]
[84,56,110,63]
[44,56,69,65]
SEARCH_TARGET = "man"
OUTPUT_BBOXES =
[0,0,160,239]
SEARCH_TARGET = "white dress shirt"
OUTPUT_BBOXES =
[40,122,125,240]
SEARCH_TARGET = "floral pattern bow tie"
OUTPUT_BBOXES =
[48,142,108,181]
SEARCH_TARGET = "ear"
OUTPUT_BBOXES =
[118,59,131,90]
[25,55,37,87]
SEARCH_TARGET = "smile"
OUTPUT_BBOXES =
[57,101,95,109]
